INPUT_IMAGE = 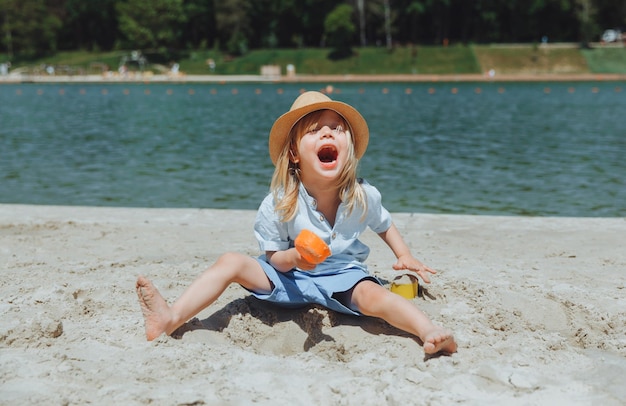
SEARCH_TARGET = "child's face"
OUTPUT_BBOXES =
[294,110,350,184]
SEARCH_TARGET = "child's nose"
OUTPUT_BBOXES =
[320,126,334,137]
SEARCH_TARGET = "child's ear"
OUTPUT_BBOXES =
[289,150,300,164]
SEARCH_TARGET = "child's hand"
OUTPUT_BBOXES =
[295,252,317,271]
[267,249,316,272]
[393,255,437,283]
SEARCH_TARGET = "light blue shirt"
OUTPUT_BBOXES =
[254,180,392,273]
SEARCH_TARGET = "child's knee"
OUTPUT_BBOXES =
[352,280,386,311]
[215,252,248,266]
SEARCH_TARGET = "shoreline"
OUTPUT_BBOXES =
[1,204,625,404]
[2,72,626,85]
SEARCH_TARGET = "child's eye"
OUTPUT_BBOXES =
[306,127,320,134]
[306,124,344,134]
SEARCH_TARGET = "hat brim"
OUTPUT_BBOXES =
[269,100,369,165]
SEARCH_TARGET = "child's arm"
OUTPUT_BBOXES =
[378,223,437,283]
[266,249,316,272]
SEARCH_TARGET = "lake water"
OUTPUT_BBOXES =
[1,82,624,217]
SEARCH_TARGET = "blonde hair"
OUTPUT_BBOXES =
[270,110,367,222]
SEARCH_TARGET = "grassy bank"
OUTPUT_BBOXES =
[196,46,481,75]
[581,47,626,73]
[472,45,590,74]
[2,44,625,76]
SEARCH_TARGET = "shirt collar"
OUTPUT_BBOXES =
[299,183,318,210]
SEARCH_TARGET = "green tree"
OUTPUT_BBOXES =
[324,3,355,59]
[361,0,399,47]
[181,0,215,49]
[0,0,62,57]
[59,0,118,51]
[3,0,626,58]
[403,0,432,43]
[116,0,186,50]
[594,0,626,34]
[215,0,251,55]
[575,0,598,45]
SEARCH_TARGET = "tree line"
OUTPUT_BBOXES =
[1,0,624,59]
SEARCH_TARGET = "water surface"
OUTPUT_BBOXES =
[1,82,624,217]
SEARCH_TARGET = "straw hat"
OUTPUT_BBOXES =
[268,91,369,165]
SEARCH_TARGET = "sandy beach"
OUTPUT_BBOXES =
[1,204,624,405]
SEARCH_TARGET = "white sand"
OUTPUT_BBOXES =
[1,204,624,405]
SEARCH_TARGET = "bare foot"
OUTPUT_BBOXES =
[136,275,173,341]
[422,327,457,355]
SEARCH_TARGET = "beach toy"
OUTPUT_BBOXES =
[294,229,331,264]
[390,274,419,299]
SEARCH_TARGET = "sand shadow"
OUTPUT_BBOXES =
[171,286,443,359]
[171,296,336,350]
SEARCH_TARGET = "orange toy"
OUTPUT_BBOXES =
[295,229,331,264]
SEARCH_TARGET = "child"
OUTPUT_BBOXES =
[136,91,457,355]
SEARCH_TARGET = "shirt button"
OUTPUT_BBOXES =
[319,215,325,221]
[331,232,337,239]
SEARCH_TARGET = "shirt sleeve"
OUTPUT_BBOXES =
[254,193,291,252]
[363,181,393,234]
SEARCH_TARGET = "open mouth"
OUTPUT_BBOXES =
[317,145,338,163]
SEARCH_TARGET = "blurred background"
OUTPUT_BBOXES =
[0,0,625,76]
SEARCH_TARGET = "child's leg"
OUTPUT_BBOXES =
[136,252,272,341]
[350,280,457,354]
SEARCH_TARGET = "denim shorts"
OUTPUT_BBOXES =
[249,256,381,315]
